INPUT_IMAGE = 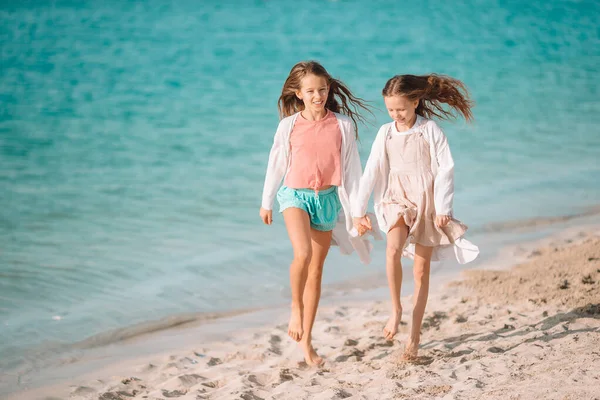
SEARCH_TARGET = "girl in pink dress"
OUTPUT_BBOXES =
[353,74,479,360]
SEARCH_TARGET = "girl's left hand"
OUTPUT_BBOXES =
[353,215,372,236]
[435,215,451,228]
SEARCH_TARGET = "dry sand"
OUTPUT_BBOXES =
[8,231,600,400]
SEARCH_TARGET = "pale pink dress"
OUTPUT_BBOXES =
[381,124,467,247]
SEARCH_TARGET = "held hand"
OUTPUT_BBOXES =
[435,215,451,228]
[260,207,273,225]
[362,215,372,231]
[353,219,367,236]
[352,215,372,236]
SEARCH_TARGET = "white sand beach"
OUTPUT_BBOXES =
[6,227,600,400]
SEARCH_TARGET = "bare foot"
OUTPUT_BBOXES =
[288,306,303,342]
[400,340,419,361]
[300,341,324,366]
[383,308,402,340]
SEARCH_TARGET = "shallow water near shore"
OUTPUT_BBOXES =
[1,0,599,393]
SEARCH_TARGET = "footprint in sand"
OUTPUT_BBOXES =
[177,373,207,388]
[207,357,223,366]
[455,315,468,323]
[99,391,140,400]
[97,376,147,399]
[447,349,474,358]
[161,389,187,398]
[268,334,282,355]
[247,373,270,387]
[201,380,221,389]
[487,346,505,354]
[371,339,394,349]
[120,377,142,385]
[277,368,296,383]
[240,391,265,400]
[422,311,448,330]
[335,348,365,362]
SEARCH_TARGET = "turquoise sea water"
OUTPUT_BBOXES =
[1,0,599,387]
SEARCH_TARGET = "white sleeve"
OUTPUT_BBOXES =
[343,120,363,210]
[352,126,385,218]
[261,122,288,210]
[431,121,455,216]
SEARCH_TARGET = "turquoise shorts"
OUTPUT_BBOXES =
[277,186,342,232]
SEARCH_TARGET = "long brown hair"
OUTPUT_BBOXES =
[278,61,372,138]
[382,74,474,122]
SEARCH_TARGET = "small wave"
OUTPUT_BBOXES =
[72,308,254,350]
[478,204,600,233]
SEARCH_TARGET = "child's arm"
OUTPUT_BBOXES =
[342,122,370,235]
[343,121,363,211]
[430,121,455,219]
[260,122,288,223]
[352,125,386,220]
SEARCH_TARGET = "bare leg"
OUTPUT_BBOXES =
[282,208,312,342]
[383,219,409,340]
[402,243,433,359]
[299,228,332,366]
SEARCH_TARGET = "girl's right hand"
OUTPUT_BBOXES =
[353,215,372,236]
[259,207,273,225]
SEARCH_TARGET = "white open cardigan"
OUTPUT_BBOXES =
[351,117,479,264]
[261,112,381,264]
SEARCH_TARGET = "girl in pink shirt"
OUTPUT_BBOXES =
[260,61,372,366]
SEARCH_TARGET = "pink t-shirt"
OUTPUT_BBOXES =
[284,111,342,191]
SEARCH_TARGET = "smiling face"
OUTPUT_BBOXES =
[296,73,329,114]
[384,95,419,130]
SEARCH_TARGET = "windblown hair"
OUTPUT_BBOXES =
[278,61,372,138]
[382,74,474,122]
